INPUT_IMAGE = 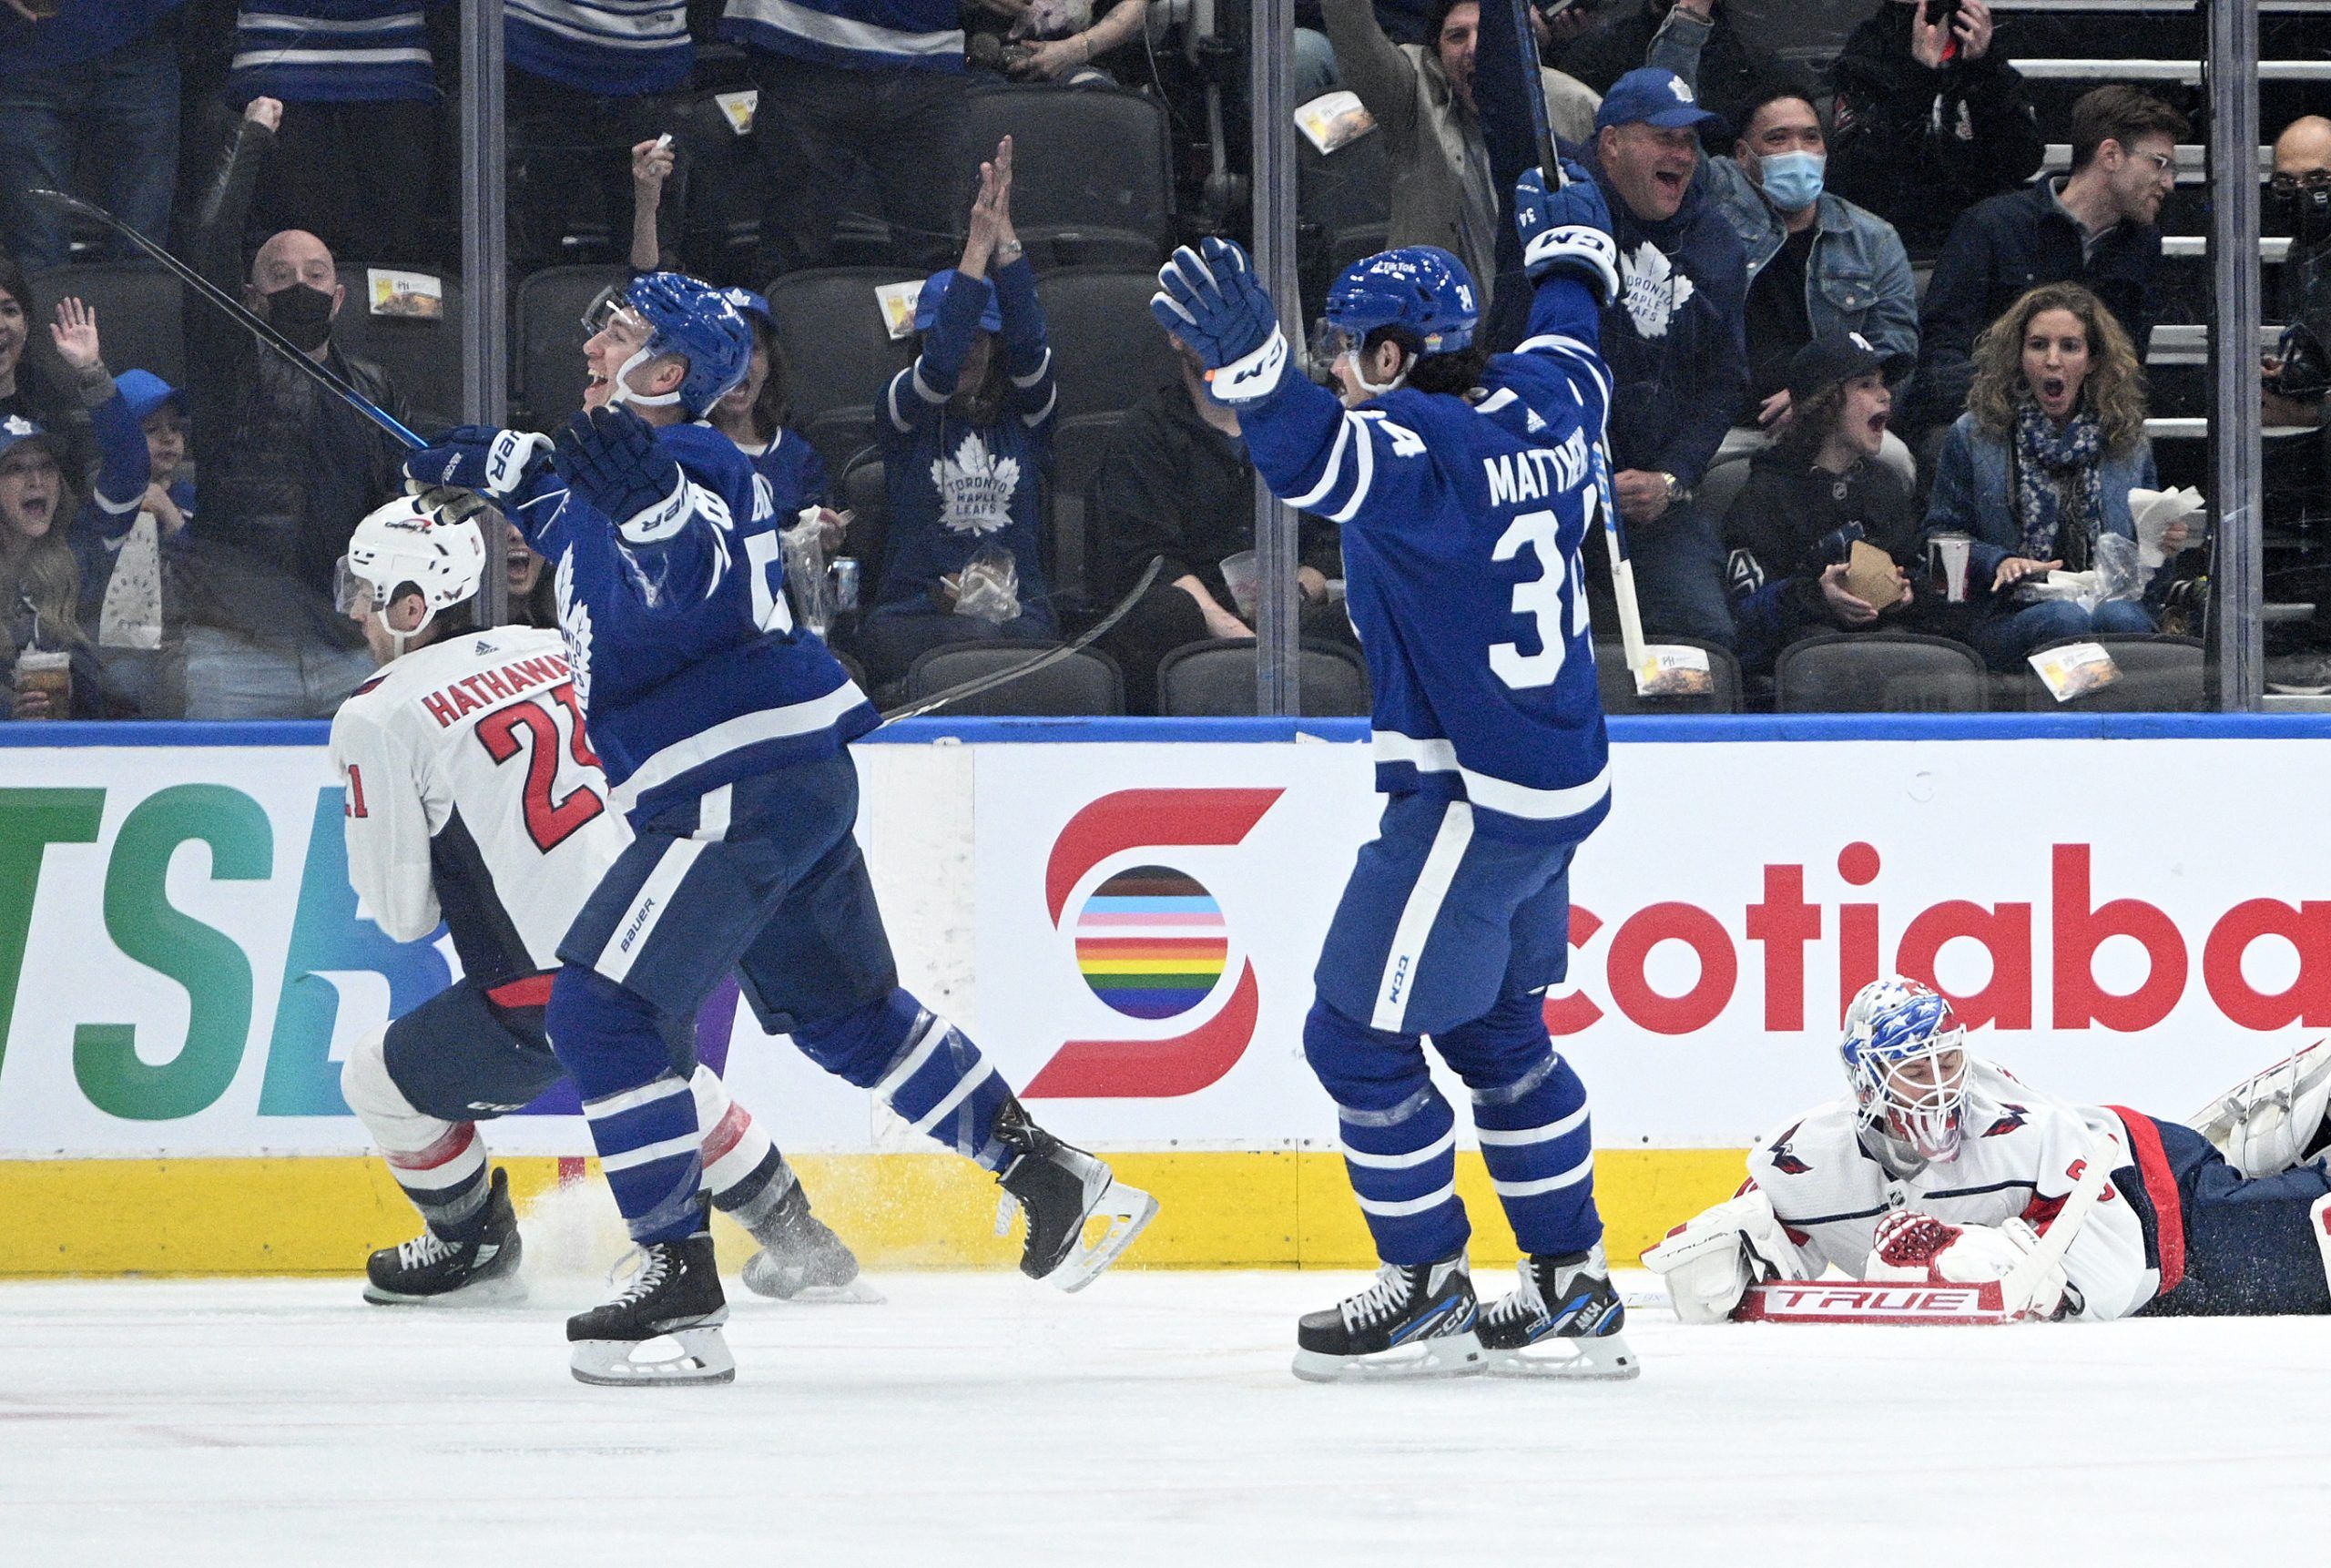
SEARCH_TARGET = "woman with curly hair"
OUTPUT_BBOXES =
[1921,281,2183,670]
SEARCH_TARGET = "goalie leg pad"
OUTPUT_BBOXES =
[2188,1038,2331,1178]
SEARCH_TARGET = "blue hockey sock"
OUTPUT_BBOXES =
[795,987,1014,1168]
[1471,1052,1600,1257]
[1305,996,1468,1264]
[547,965,706,1244]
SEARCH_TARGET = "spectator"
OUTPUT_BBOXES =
[178,97,412,719]
[0,409,117,719]
[226,2,443,268]
[1562,0,1784,155]
[1911,85,2184,435]
[1723,331,1920,675]
[722,0,970,275]
[965,0,1151,87]
[859,138,1056,689]
[1827,0,2043,262]
[1091,334,1349,714]
[1318,0,1599,324]
[0,254,94,484]
[2264,115,2331,433]
[0,0,183,273]
[1922,282,2177,671]
[1584,66,1747,647]
[506,522,556,628]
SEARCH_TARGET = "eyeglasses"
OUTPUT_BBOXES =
[2270,171,2331,197]
[2137,151,2174,175]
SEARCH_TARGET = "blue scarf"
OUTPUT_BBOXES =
[2010,394,2105,570]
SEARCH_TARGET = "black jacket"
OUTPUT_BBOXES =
[1561,0,1785,152]
[1827,4,2044,261]
[1722,443,1921,672]
[182,116,411,647]
[1912,177,2159,431]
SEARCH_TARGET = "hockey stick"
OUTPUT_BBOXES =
[26,188,428,453]
[877,555,1164,724]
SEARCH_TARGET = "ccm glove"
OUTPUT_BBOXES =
[1516,161,1621,306]
[1151,236,1287,402]
[555,404,688,543]
[402,424,554,504]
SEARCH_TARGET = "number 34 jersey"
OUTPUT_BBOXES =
[1236,277,1615,846]
[329,626,621,991]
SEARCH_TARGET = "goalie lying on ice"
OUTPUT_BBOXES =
[1644,977,2331,1323]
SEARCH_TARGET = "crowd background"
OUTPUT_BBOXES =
[0,0,2323,721]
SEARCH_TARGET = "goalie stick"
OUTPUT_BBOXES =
[877,556,1164,724]
[27,188,429,453]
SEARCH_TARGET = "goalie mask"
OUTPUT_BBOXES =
[336,495,486,652]
[1840,978,1970,1165]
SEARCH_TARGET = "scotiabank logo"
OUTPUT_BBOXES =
[1546,840,2331,1036]
[1023,788,1281,1098]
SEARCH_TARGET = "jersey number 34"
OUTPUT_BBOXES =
[1488,505,1589,690]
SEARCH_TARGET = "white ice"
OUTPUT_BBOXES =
[2,1269,2325,1566]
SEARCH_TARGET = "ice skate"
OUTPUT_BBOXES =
[1291,1255,1483,1382]
[736,1174,883,1304]
[992,1097,1158,1292]
[1477,1244,1639,1380]
[363,1166,525,1307]
[566,1231,733,1387]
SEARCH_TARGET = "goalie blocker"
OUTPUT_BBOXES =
[1644,979,2331,1325]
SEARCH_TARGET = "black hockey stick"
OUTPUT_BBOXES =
[878,556,1163,724]
[27,187,428,453]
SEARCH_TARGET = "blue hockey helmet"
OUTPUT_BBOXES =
[719,285,773,327]
[1840,977,1970,1163]
[582,271,754,419]
[1318,246,1480,371]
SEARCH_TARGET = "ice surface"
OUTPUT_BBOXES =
[1,1270,2325,1565]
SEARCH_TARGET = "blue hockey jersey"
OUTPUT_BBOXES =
[506,420,876,818]
[1236,272,1614,845]
[229,2,438,103]
[506,0,692,95]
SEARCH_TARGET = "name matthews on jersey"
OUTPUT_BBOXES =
[1483,428,1591,511]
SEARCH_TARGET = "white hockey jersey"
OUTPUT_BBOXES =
[329,626,623,990]
[1745,1060,2161,1321]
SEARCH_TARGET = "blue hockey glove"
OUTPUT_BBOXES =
[1516,162,1621,307]
[402,424,554,503]
[555,404,688,543]
[1150,237,1288,402]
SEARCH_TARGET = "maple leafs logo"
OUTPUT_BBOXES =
[931,431,1021,536]
[1619,240,1695,340]
[553,549,594,710]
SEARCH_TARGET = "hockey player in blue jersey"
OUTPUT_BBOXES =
[402,271,1155,1385]
[1152,168,1639,1383]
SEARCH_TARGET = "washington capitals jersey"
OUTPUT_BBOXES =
[331,626,621,988]
[1743,1060,2157,1321]
[506,419,876,818]
[1237,273,1613,844]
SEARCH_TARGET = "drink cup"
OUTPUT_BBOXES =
[1218,550,1259,621]
[15,650,70,719]
[831,558,860,613]
[1929,534,1972,603]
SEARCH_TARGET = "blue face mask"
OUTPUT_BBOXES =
[1758,149,1826,211]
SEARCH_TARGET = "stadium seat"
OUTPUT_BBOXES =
[1595,637,1743,714]
[1696,456,1754,524]
[2012,633,2207,712]
[835,445,887,606]
[1774,632,1990,713]
[903,642,1125,716]
[763,266,921,475]
[1156,638,1373,718]
[26,260,185,389]
[1045,409,1126,620]
[513,264,626,432]
[332,266,463,433]
[962,86,1173,269]
[1039,268,1181,423]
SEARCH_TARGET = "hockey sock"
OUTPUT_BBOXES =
[1469,1052,1600,1257]
[688,1064,789,1215]
[796,988,1014,1169]
[548,967,706,1244]
[341,1023,494,1242]
[1305,999,1469,1265]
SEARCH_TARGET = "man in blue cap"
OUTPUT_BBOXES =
[1581,66,1748,649]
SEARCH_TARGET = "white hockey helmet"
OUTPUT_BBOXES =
[1840,976,1970,1165]
[336,494,486,639]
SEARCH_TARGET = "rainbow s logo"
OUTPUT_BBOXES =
[1024,788,1282,1099]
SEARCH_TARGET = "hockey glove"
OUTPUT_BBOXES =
[402,425,555,504]
[1150,237,1288,402]
[1516,162,1621,307]
[1641,1187,1808,1325]
[1864,1210,2071,1320]
[555,404,689,544]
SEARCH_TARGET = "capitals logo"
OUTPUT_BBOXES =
[1023,788,1280,1099]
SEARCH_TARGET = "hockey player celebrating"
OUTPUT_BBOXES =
[1644,976,2331,1323]
[1149,167,1637,1382]
[400,271,1155,1385]
[330,495,868,1307]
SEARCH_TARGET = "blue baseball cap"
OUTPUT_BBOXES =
[915,270,1003,334]
[0,413,60,464]
[114,369,188,426]
[1593,67,1722,134]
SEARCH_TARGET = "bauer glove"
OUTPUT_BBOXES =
[555,404,689,543]
[403,424,555,504]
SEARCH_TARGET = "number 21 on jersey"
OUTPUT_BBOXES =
[474,681,606,852]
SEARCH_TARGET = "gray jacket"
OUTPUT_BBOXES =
[1705,158,1920,374]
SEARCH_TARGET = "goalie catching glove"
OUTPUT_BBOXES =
[1514,162,1621,307]
[1863,1210,2071,1321]
[1641,1187,1809,1324]
[1150,237,1287,403]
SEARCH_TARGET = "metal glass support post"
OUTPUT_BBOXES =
[1250,0,1300,716]
[462,0,512,626]
[2208,0,2262,709]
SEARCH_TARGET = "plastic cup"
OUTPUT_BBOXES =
[1218,550,1259,621]
[1929,534,1972,603]
[15,650,70,718]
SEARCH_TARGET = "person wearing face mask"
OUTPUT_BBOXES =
[178,94,415,720]
[2257,117,2331,694]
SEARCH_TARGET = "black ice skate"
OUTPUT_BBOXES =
[736,1173,883,1304]
[992,1097,1158,1292]
[565,1230,733,1387]
[1291,1255,1483,1382]
[1477,1243,1640,1380]
[363,1166,524,1307]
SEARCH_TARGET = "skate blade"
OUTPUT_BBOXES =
[1291,1330,1485,1384]
[1481,1331,1641,1381]
[569,1325,735,1387]
[361,1273,528,1309]
[739,1266,887,1305]
[1045,1183,1160,1294]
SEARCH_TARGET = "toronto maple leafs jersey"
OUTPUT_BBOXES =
[1743,1059,2159,1321]
[331,626,623,988]
[1236,270,1613,844]
[505,420,876,819]
[876,258,1055,629]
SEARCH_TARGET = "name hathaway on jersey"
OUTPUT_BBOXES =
[1483,428,1590,510]
[417,649,578,729]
